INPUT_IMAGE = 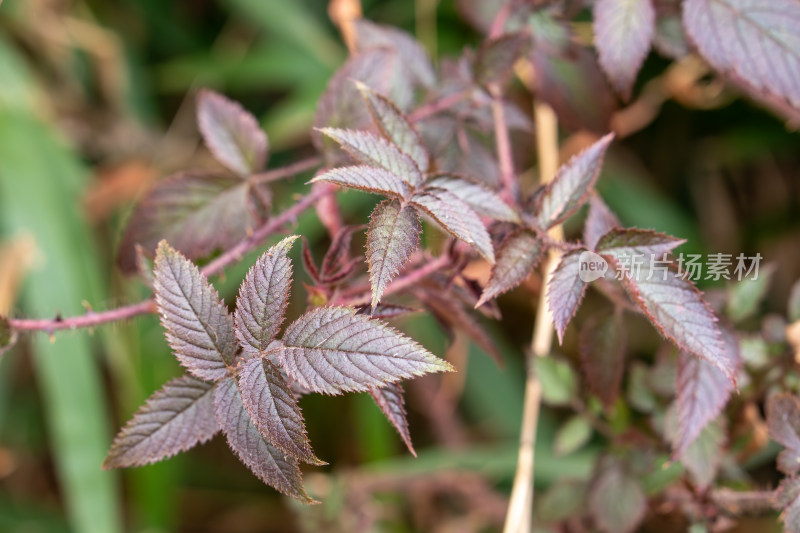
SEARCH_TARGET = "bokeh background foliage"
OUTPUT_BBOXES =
[0,0,798,532]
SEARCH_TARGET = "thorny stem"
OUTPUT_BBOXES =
[503,101,560,533]
[8,182,331,333]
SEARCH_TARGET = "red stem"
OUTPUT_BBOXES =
[409,90,470,123]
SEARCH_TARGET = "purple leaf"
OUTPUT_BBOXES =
[318,128,423,188]
[154,241,236,380]
[652,0,690,59]
[536,134,614,229]
[104,376,218,468]
[214,377,316,503]
[301,237,320,283]
[477,230,543,307]
[579,311,627,409]
[356,82,429,173]
[197,89,268,176]
[593,0,656,99]
[474,32,529,86]
[321,225,363,280]
[548,251,589,344]
[683,0,800,124]
[312,165,409,199]
[367,200,421,308]
[234,236,297,358]
[588,457,647,533]
[777,477,800,533]
[426,175,519,222]
[279,306,454,395]
[118,172,263,274]
[583,195,621,250]
[354,19,436,89]
[356,303,422,319]
[767,393,800,476]
[673,350,734,457]
[596,227,685,257]
[608,258,737,384]
[237,357,322,465]
[369,383,416,456]
[410,188,495,263]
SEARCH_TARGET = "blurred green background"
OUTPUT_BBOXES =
[0,1,798,532]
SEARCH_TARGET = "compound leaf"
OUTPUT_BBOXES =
[104,376,218,468]
[427,175,519,222]
[548,250,589,344]
[197,89,268,177]
[683,0,800,123]
[234,236,297,358]
[410,188,495,263]
[593,0,656,99]
[154,241,237,380]
[237,357,322,465]
[318,128,423,187]
[367,200,421,308]
[312,165,409,199]
[369,383,416,456]
[537,134,614,228]
[356,81,429,174]
[477,230,543,307]
[214,377,316,503]
[280,306,453,395]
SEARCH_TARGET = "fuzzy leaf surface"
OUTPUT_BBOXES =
[154,241,236,380]
[369,383,416,456]
[357,82,429,174]
[474,32,529,85]
[427,175,519,222]
[410,188,495,262]
[767,393,800,476]
[548,251,588,344]
[593,0,656,99]
[104,376,218,468]
[596,227,685,257]
[683,0,800,123]
[589,457,646,533]
[197,89,268,176]
[237,357,321,464]
[673,350,734,457]
[536,134,614,228]
[214,377,315,503]
[477,230,543,306]
[579,311,627,409]
[312,165,409,199]
[367,200,421,308]
[234,237,297,358]
[280,306,453,395]
[318,128,423,187]
[118,173,265,273]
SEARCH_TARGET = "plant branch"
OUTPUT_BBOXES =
[409,90,471,122]
[490,85,518,202]
[8,182,332,333]
[249,155,322,184]
[503,101,560,533]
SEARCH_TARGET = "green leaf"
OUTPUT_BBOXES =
[726,264,774,323]
[367,200,421,308]
[234,236,297,358]
[537,134,614,228]
[237,357,322,465]
[280,306,454,395]
[369,383,416,456]
[197,89,269,176]
[311,165,409,198]
[118,172,268,273]
[319,128,423,187]
[534,357,577,407]
[553,416,593,457]
[214,377,316,503]
[789,279,800,322]
[410,188,495,262]
[154,241,237,379]
[356,81,429,174]
[588,457,646,533]
[477,230,543,306]
[426,175,519,222]
[104,376,218,468]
